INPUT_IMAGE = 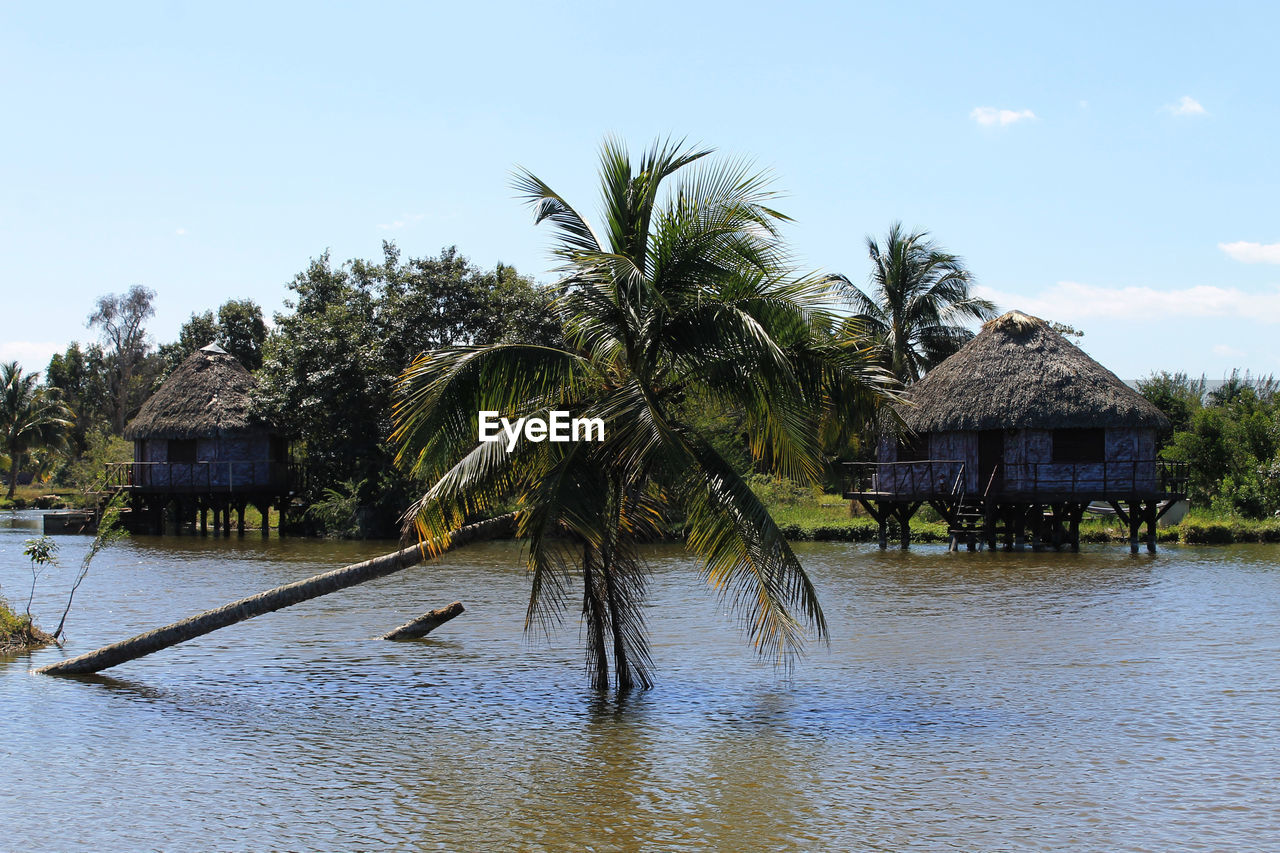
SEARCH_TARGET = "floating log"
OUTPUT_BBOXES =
[380,601,464,640]
[37,514,515,676]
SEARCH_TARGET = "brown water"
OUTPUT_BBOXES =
[3,510,1278,851]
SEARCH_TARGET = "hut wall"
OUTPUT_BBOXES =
[132,432,279,489]
[1103,427,1157,491]
[997,428,1158,495]
[930,432,979,492]
[196,432,275,488]
[868,432,965,497]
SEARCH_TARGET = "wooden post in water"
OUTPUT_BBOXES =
[37,514,516,677]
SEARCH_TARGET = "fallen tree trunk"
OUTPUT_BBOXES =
[38,514,515,677]
[380,601,465,640]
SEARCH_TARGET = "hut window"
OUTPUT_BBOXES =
[168,439,197,464]
[270,435,288,463]
[897,433,930,462]
[1052,429,1104,463]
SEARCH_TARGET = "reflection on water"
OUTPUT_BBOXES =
[3,510,1279,850]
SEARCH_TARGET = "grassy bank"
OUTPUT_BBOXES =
[0,484,80,511]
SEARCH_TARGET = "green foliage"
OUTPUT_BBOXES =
[216,299,268,370]
[1137,371,1205,443]
[46,342,112,454]
[1157,371,1280,518]
[61,429,132,495]
[832,221,997,383]
[305,478,368,539]
[253,243,556,536]
[0,595,53,650]
[2,361,74,499]
[156,299,269,382]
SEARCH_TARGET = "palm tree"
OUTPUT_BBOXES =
[1,362,73,499]
[833,222,997,383]
[393,138,895,690]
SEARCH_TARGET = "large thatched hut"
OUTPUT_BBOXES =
[112,344,294,535]
[846,311,1186,552]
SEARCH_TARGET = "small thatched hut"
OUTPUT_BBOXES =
[115,344,292,534]
[880,310,1170,495]
[848,311,1185,552]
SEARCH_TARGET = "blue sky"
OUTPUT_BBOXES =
[3,1,1277,380]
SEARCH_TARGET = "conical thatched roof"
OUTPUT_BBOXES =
[124,344,268,440]
[896,311,1169,432]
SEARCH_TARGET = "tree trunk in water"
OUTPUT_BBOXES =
[37,514,515,676]
[379,601,464,640]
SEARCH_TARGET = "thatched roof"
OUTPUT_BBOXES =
[897,311,1169,432]
[124,344,270,440]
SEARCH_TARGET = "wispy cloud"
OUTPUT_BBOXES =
[1213,344,1247,359]
[175,227,187,236]
[377,213,425,231]
[1165,95,1207,116]
[970,106,1037,127]
[1219,241,1280,264]
[974,281,1280,324]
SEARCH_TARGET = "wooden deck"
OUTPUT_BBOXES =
[845,460,1189,552]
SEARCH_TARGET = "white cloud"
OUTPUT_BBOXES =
[1213,344,1247,359]
[0,340,62,370]
[175,227,187,236]
[377,213,425,231]
[1166,95,1206,116]
[973,281,1280,324]
[1219,241,1280,264]
[970,106,1037,127]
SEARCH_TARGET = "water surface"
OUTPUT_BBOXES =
[3,510,1278,850]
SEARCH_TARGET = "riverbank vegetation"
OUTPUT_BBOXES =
[5,142,1279,545]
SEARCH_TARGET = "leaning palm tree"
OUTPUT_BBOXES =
[1,362,73,499]
[833,222,997,383]
[393,138,895,690]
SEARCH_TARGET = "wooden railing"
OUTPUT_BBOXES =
[104,461,303,493]
[843,460,966,499]
[846,460,1189,500]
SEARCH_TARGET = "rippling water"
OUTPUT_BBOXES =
[3,510,1278,850]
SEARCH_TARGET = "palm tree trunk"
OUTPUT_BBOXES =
[37,514,515,676]
[6,450,19,500]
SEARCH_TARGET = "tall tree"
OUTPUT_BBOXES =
[2,362,73,499]
[254,245,555,535]
[394,138,894,690]
[88,284,156,432]
[217,299,268,370]
[834,222,996,383]
[45,342,111,456]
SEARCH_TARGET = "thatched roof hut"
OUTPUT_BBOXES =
[124,344,266,441]
[896,311,1169,433]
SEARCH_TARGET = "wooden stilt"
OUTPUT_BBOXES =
[236,502,246,536]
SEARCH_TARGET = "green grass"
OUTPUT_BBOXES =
[0,484,79,510]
